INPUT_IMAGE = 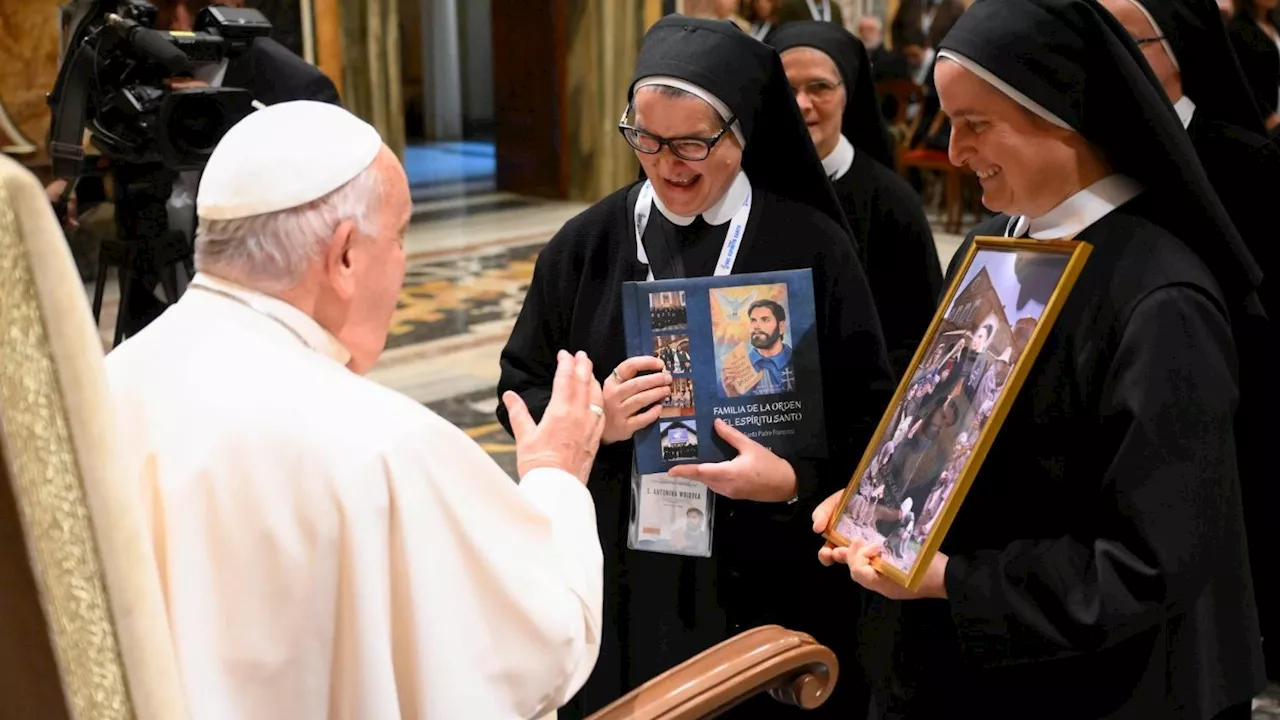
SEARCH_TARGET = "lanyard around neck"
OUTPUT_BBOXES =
[634,179,752,282]
[806,0,831,22]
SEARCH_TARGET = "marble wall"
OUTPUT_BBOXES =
[0,0,66,166]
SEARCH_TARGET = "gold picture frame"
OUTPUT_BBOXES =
[823,235,1092,590]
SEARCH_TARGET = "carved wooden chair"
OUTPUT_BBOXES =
[0,153,839,719]
[587,625,838,719]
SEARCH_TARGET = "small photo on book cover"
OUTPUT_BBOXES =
[649,290,688,332]
[661,377,696,418]
[660,420,699,462]
[621,269,826,475]
[653,334,692,375]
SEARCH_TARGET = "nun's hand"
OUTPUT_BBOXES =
[827,537,949,601]
[811,489,845,538]
[601,355,671,444]
[667,419,797,502]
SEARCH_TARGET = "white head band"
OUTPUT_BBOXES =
[1121,0,1180,70]
[633,76,747,148]
[936,50,1074,131]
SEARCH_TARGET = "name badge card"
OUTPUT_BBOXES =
[627,467,714,558]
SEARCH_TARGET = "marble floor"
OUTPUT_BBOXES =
[83,193,1280,714]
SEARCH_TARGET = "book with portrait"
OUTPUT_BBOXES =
[621,269,826,475]
[823,237,1092,590]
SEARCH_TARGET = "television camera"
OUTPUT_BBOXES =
[47,0,273,189]
[47,1,275,345]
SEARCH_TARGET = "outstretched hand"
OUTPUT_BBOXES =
[503,350,605,484]
[667,418,796,502]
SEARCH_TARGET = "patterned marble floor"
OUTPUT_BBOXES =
[82,191,1280,713]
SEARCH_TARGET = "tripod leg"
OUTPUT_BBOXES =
[113,264,133,348]
[159,265,180,305]
[92,258,109,323]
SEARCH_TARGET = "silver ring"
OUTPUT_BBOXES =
[589,404,605,417]
[611,370,624,384]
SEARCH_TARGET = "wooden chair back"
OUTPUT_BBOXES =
[587,625,838,720]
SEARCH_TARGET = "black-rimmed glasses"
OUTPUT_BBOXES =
[618,112,738,162]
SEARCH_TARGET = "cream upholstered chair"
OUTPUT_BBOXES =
[0,153,186,720]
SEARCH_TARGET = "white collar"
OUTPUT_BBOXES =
[822,134,856,181]
[1174,95,1196,129]
[651,170,751,227]
[187,272,353,366]
[1006,174,1144,239]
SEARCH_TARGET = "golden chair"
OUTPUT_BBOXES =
[0,152,187,720]
[0,154,838,719]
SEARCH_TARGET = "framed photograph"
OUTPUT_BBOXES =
[823,236,1092,590]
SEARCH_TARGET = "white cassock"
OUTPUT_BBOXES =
[105,272,602,720]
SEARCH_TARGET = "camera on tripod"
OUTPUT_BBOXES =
[47,0,273,184]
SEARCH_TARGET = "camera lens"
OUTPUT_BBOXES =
[168,94,229,154]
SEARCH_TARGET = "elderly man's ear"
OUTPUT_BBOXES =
[325,219,358,299]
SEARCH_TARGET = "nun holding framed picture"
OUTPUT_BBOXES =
[823,236,1091,590]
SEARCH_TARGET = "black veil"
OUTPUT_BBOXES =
[767,20,899,170]
[1129,0,1266,135]
[629,15,851,237]
[938,0,1263,301]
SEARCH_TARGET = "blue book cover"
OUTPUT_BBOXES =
[621,269,827,475]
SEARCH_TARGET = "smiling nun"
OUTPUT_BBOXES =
[497,15,894,719]
[812,0,1268,717]
[770,21,944,378]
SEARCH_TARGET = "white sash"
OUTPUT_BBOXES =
[634,179,752,281]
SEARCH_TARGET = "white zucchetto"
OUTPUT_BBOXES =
[197,100,382,221]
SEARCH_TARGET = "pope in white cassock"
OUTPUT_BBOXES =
[104,100,606,719]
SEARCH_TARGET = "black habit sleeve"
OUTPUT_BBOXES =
[839,157,944,376]
[767,195,896,512]
[223,37,342,106]
[496,222,585,430]
[1227,17,1280,122]
[942,285,1240,663]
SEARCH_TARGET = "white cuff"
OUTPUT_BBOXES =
[518,467,601,566]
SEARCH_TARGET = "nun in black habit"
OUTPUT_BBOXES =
[811,0,1268,717]
[496,16,894,718]
[1100,0,1280,683]
[769,21,944,378]
[1099,0,1278,316]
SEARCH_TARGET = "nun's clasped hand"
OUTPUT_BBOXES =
[601,356,672,444]
[667,419,798,503]
[810,489,950,601]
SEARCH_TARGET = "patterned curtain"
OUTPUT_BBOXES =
[339,0,407,157]
[564,0,648,203]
